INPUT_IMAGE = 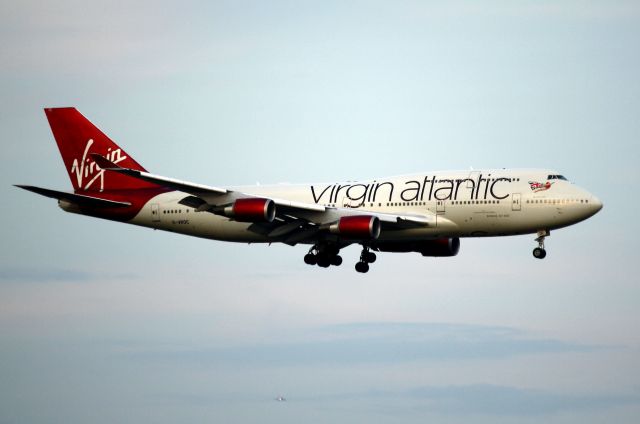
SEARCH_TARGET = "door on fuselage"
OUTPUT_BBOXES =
[151,203,160,222]
[512,193,521,211]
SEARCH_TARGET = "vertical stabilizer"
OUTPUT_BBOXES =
[44,107,157,192]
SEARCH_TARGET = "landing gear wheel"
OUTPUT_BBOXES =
[305,244,342,268]
[317,258,331,268]
[304,253,317,265]
[355,246,375,273]
[364,252,377,263]
[533,230,549,260]
[316,253,331,268]
[355,261,369,273]
[533,247,547,259]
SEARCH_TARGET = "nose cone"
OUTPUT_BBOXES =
[591,195,603,214]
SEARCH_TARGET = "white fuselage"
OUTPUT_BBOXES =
[98,169,601,244]
[30,107,603,271]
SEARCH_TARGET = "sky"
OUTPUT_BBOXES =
[1,0,639,423]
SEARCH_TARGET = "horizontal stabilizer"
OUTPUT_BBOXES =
[15,185,131,208]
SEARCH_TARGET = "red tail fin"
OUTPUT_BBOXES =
[45,107,157,192]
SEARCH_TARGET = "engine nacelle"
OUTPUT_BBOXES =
[418,237,460,257]
[224,198,276,222]
[374,237,460,257]
[329,215,381,240]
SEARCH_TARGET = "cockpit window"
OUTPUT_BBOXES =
[547,174,568,181]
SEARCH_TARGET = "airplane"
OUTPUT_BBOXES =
[15,108,603,273]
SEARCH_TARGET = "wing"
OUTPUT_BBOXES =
[91,153,326,214]
[91,153,228,199]
[91,154,435,244]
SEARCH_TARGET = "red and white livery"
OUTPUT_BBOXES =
[16,108,603,272]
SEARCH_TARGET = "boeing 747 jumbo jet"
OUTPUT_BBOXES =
[16,108,603,273]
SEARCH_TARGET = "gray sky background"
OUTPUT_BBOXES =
[1,1,639,423]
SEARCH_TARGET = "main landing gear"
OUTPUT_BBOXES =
[355,247,376,273]
[304,244,342,268]
[533,230,549,259]
[303,244,377,272]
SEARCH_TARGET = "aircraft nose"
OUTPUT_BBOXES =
[590,195,603,214]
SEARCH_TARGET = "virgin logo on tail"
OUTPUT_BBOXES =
[70,139,128,191]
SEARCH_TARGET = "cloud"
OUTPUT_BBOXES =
[301,383,640,416]
[0,0,269,79]
[122,322,598,366]
[0,1,191,77]
[0,267,136,283]
[407,0,640,22]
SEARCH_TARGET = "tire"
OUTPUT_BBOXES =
[355,261,369,273]
[331,255,343,266]
[365,252,377,263]
[533,247,547,259]
[326,245,340,256]
[304,253,317,265]
[317,255,331,268]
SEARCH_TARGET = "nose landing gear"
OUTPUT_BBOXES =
[533,230,549,259]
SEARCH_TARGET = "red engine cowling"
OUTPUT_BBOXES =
[419,238,460,257]
[224,198,276,222]
[330,216,381,239]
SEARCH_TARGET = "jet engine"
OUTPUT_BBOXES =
[329,215,381,239]
[224,198,276,222]
[418,237,460,256]
[374,237,460,257]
